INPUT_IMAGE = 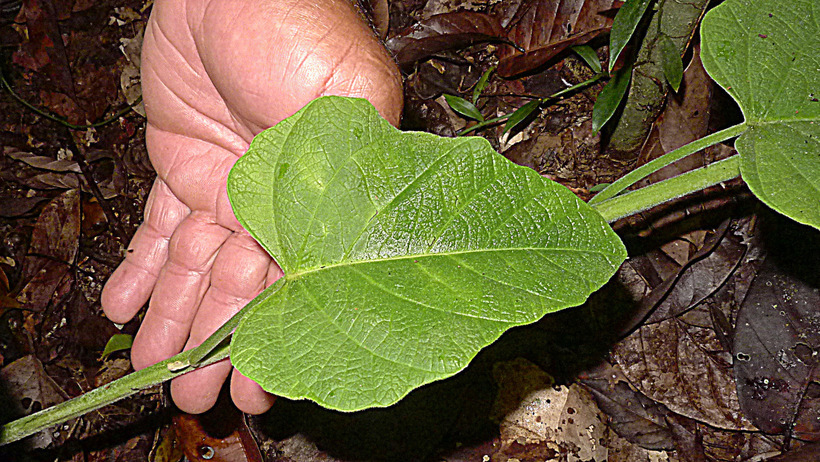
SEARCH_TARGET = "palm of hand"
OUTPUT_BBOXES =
[101,0,401,414]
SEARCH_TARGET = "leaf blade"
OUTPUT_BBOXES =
[444,94,485,121]
[659,34,682,92]
[609,0,653,72]
[228,97,627,411]
[592,67,632,133]
[738,123,820,229]
[572,44,603,74]
[503,100,541,134]
[701,0,820,229]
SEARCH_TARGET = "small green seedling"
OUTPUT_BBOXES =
[447,56,607,137]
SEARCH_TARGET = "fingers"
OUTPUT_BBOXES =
[101,179,189,324]
[169,232,273,413]
[129,212,232,370]
[231,369,277,414]
[171,359,233,414]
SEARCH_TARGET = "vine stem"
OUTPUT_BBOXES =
[0,279,284,446]
[589,122,747,205]
[0,66,141,130]
[0,127,748,446]
[0,345,230,446]
[592,154,742,223]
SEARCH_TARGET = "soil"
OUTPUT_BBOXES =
[0,0,818,461]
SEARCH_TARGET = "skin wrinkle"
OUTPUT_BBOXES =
[146,90,247,157]
[102,181,190,322]
[103,0,403,414]
[317,39,359,97]
[131,184,189,274]
[167,222,230,271]
[148,11,201,82]
[163,148,222,207]
[148,14,248,154]
[124,226,169,280]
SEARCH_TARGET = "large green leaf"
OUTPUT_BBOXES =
[227,97,626,411]
[701,0,820,229]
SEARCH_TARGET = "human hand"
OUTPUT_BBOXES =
[101,0,402,414]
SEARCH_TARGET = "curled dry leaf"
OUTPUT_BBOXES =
[385,11,507,69]
[5,148,81,173]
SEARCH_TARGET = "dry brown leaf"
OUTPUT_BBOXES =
[734,233,820,441]
[16,189,80,311]
[0,355,70,449]
[5,147,81,173]
[612,310,756,431]
[496,0,615,77]
[386,12,507,68]
[636,46,714,187]
[492,358,608,461]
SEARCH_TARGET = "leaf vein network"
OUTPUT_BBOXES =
[299,276,442,374]
[340,138,468,261]
[348,262,517,323]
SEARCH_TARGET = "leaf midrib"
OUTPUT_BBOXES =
[285,246,619,279]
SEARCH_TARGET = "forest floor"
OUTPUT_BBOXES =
[0,0,818,461]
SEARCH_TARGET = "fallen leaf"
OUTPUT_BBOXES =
[118,26,145,117]
[636,45,713,186]
[734,222,820,440]
[612,301,757,431]
[173,395,263,462]
[697,422,782,461]
[14,0,75,96]
[0,196,49,218]
[580,362,675,451]
[25,188,79,264]
[5,147,82,173]
[617,221,745,333]
[644,229,746,324]
[16,189,80,312]
[499,27,610,78]
[606,430,676,462]
[497,0,615,77]
[386,12,507,69]
[0,355,69,449]
[362,0,389,39]
[606,0,709,158]
[402,91,457,137]
[492,358,608,461]
[767,441,820,461]
[93,358,131,387]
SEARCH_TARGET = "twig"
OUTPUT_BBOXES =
[65,130,130,244]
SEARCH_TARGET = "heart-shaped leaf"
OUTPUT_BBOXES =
[701,0,820,230]
[227,96,626,411]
